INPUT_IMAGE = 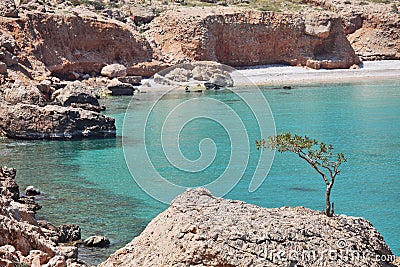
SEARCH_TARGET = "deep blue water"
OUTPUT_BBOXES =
[0,80,399,264]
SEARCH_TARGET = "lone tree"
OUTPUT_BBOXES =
[256,133,347,217]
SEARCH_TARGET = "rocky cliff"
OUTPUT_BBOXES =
[100,188,396,267]
[145,8,360,69]
[303,0,400,61]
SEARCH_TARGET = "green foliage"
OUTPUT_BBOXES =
[15,263,30,267]
[257,133,346,174]
[257,133,347,217]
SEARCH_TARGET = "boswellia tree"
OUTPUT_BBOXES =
[256,133,347,217]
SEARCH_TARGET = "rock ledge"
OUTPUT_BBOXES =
[100,188,396,267]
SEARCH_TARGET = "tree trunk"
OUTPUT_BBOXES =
[325,183,333,217]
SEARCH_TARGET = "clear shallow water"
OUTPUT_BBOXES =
[0,81,399,264]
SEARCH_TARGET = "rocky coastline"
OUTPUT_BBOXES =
[1,0,400,265]
[0,166,86,266]
[0,0,399,139]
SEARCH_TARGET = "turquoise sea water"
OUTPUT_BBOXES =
[0,80,399,264]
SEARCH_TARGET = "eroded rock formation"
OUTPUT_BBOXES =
[0,100,115,140]
[100,188,396,267]
[303,0,400,61]
[145,8,360,69]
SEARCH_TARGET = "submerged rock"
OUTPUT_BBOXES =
[100,188,396,267]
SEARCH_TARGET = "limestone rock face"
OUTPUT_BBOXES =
[100,188,395,267]
[145,8,360,69]
[0,12,152,78]
[0,101,116,140]
[303,0,400,61]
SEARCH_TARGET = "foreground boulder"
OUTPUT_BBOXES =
[100,188,395,267]
[0,101,115,140]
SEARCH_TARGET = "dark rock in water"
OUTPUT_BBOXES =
[107,79,136,96]
[283,85,292,89]
[204,82,221,90]
[290,187,316,192]
[84,236,110,248]
[0,101,116,140]
[58,224,81,243]
[17,196,42,212]
[25,185,41,196]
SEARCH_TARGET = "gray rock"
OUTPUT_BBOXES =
[37,80,53,94]
[101,64,127,78]
[210,73,234,87]
[3,81,47,106]
[83,236,110,248]
[58,224,81,243]
[3,51,18,67]
[107,78,135,96]
[99,188,395,267]
[52,82,102,111]
[57,245,78,259]
[0,0,18,17]
[0,166,19,201]
[118,75,141,85]
[130,7,155,25]
[0,101,116,140]
[25,185,40,196]
[0,61,6,74]
[164,67,192,82]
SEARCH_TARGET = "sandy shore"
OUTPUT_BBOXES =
[232,60,400,86]
[140,60,400,92]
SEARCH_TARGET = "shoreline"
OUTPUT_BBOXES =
[140,60,400,92]
[232,60,400,87]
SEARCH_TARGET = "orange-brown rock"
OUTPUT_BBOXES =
[0,12,152,79]
[144,7,360,69]
[302,0,400,61]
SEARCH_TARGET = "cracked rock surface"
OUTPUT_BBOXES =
[100,188,395,267]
